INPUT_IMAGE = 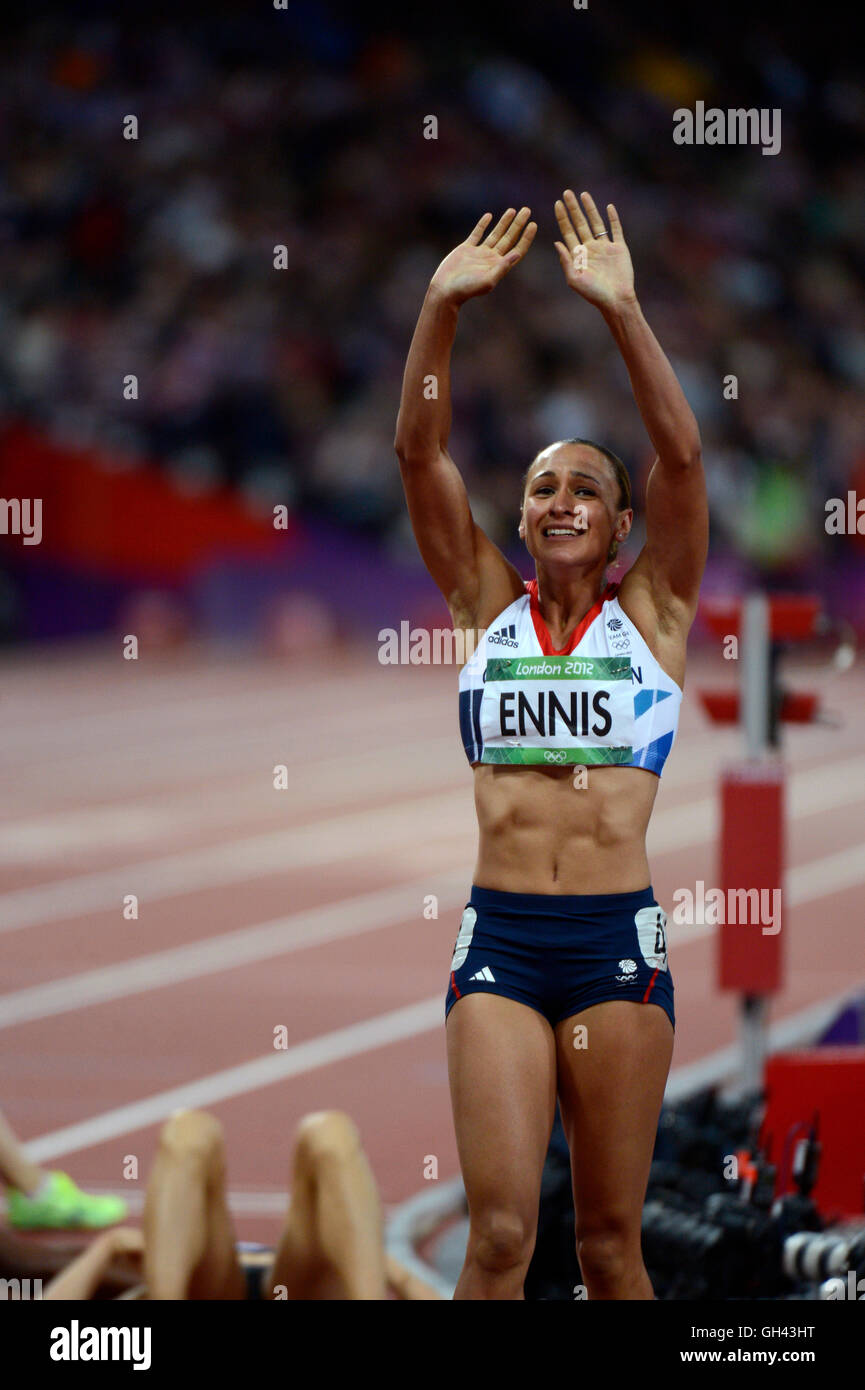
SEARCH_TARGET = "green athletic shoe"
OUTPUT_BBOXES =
[6,1171,127,1230]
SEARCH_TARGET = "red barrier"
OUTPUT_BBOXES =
[0,420,293,580]
[717,762,784,994]
[699,691,819,724]
[700,594,821,641]
[764,1049,865,1218]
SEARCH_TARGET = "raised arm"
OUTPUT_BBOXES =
[394,208,536,629]
[553,190,708,625]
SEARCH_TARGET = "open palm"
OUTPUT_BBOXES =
[554,190,635,309]
[430,207,537,306]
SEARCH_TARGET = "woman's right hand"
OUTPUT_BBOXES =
[429,207,536,306]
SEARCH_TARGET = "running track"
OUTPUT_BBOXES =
[1,638,863,1249]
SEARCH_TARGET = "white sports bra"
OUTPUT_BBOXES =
[458,580,682,774]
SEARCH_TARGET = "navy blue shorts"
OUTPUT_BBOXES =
[445,884,675,1032]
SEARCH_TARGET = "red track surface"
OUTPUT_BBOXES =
[2,639,863,1249]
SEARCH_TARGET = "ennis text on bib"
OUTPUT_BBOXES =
[458,580,682,773]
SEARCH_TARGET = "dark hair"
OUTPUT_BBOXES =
[521,438,632,563]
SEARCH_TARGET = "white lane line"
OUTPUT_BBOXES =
[1,835,862,1030]
[23,984,862,1164]
[0,717,723,822]
[0,734,463,864]
[648,751,865,858]
[0,709,727,817]
[0,1189,292,1218]
[392,982,865,1298]
[2,749,864,936]
[786,842,865,905]
[0,689,448,773]
[23,996,445,1163]
[665,841,865,946]
[2,726,853,865]
[0,656,432,737]
[0,789,475,935]
[0,872,472,1029]
[663,988,860,1100]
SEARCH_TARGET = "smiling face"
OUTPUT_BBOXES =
[519,442,632,569]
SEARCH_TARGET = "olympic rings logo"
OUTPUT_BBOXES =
[544,751,568,763]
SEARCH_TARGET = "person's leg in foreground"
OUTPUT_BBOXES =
[267,1111,387,1300]
[143,1109,246,1300]
[555,1000,673,1300]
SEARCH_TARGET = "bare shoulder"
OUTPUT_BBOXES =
[615,547,700,690]
[448,527,527,635]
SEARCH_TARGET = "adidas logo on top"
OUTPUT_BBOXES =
[488,624,518,647]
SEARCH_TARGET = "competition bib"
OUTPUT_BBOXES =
[478,654,634,765]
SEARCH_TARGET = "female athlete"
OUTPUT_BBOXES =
[394,190,708,1300]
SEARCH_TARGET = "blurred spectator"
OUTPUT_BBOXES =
[0,3,863,586]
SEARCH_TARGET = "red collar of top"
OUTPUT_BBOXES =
[524,579,620,656]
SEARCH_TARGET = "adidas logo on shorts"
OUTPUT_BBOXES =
[468,966,496,982]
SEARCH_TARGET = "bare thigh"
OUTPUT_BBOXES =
[554,1001,674,1242]
[144,1109,246,1301]
[266,1112,385,1300]
[447,994,557,1238]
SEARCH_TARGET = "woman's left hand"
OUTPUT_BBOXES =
[554,190,636,310]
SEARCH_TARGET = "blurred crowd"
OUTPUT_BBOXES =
[1,2,864,578]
